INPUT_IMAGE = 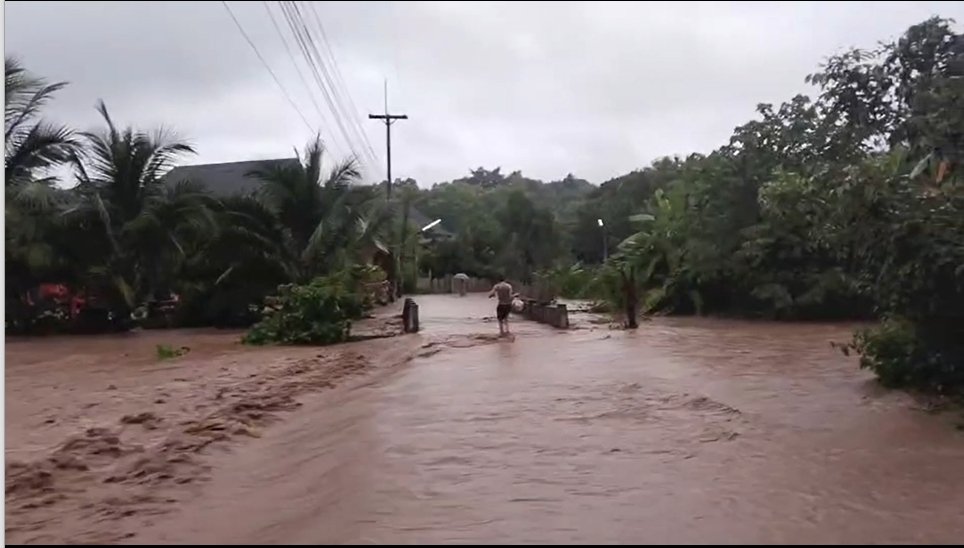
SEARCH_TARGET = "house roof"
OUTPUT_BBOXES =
[163,158,298,197]
[165,158,455,240]
[404,204,435,231]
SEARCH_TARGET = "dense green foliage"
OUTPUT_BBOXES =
[411,18,964,392]
[6,17,962,387]
[5,55,391,334]
[847,317,964,393]
[243,274,365,346]
[412,168,586,282]
[243,265,385,346]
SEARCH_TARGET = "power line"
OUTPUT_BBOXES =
[279,1,369,168]
[262,0,347,158]
[292,1,378,168]
[304,1,380,164]
[296,2,373,154]
[220,0,313,132]
[263,1,327,123]
[285,1,378,169]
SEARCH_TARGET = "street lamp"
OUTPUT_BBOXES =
[597,218,607,262]
[416,219,442,291]
[421,218,442,232]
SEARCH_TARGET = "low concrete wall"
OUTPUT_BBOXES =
[519,299,569,329]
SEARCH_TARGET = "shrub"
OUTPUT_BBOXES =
[156,344,189,360]
[243,275,368,346]
[537,263,598,300]
[343,263,388,309]
[847,316,964,394]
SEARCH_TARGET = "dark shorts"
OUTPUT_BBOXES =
[496,304,512,321]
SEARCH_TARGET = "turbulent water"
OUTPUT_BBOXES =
[122,295,964,544]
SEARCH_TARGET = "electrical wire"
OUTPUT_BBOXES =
[220,0,313,132]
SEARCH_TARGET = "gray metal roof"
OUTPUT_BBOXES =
[164,158,455,239]
[163,158,298,197]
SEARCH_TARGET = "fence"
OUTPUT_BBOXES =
[414,275,555,303]
[415,275,492,295]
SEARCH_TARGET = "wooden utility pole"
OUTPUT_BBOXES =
[368,82,407,200]
[369,82,408,295]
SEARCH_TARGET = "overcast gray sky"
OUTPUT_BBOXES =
[6,1,962,185]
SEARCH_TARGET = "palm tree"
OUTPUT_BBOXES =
[249,136,388,281]
[5,57,77,188]
[126,180,219,298]
[4,58,78,330]
[176,194,294,326]
[68,100,211,314]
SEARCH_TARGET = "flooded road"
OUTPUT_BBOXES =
[129,294,964,544]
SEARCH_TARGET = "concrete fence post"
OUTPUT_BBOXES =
[402,298,420,333]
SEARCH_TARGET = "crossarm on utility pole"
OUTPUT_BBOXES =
[368,114,408,200]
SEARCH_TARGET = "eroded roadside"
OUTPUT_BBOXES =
[4,312,501,544]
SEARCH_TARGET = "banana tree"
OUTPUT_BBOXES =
[600,186,700,327]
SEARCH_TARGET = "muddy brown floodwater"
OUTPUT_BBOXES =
[6,294,964,544]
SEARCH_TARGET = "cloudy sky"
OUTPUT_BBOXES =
[6,1,962,186]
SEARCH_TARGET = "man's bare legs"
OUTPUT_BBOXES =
[490,278,514,338]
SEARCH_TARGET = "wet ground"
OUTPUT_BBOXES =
[7,294,964,544]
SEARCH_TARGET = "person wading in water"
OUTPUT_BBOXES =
[488,276,515,337]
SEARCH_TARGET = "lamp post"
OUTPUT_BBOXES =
[597,218,607,262]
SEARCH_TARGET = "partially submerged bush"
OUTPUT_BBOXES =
[846,317,964,394]
[537,263,598,300]
[156,344,189,360]
[343,263,388,309]
[243,275,368,346]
